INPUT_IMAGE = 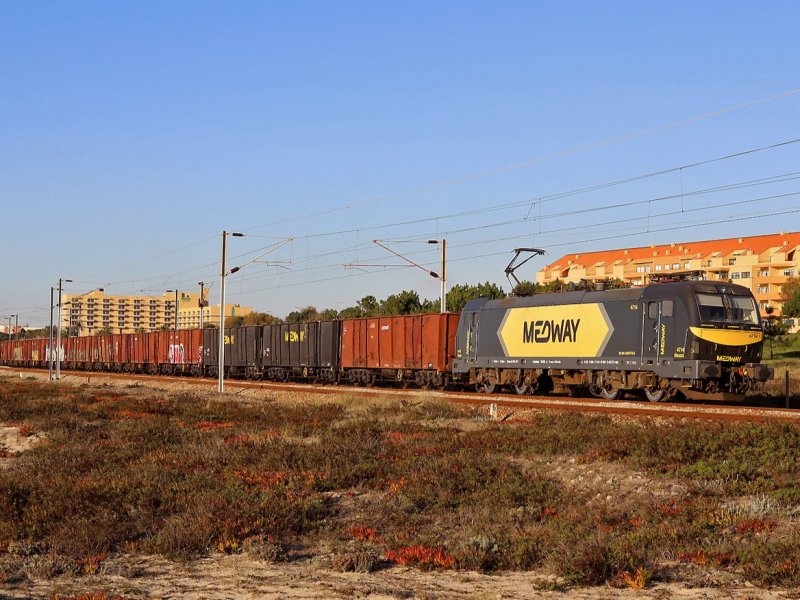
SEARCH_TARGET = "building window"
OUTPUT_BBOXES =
[758,285,769,293]
[672,263,680,270]
[740,271,751,279]
[785,269,796,277]
[684,262,690,269]
[758,269,770,277]
[732,272,740,279]
[636,265,645,273]
[728,258,736,265]
[655,265,662,271]
[645,265,651,273]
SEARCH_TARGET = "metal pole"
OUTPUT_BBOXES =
[174,289,178,332]
[199,282,205,329]
[218,231,227,393]
[56,279,62,379]
[14,315,18,340]
[49,287,54,381]
[786,369,791,409]
[440,238,446,313]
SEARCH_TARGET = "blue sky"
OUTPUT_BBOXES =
[2,1,800,325]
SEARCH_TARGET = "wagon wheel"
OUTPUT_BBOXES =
[477,380,496,394]
[512,383,529,395]
[395,369,408,389]
[365,374,376,388]
[643,387,665,402]
[599,386,620,400]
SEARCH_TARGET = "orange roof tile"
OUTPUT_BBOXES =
[543,231,800,271]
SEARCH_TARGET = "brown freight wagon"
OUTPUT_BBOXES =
[155,329,203,375]
[128,331,157,373]
[64,335,92,370]
[28,338,48,368]
[92,334,117,370]
[340,313,461,388]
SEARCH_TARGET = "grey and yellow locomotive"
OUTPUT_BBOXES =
[452,280,773,401]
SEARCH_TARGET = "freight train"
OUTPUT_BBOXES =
[0,280,773,401]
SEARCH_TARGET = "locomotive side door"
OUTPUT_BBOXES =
[641,299,674,364]
[466,311,478,363]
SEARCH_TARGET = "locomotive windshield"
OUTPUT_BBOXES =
[696,292,759,325]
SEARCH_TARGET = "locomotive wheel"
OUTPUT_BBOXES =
[512,383,529,395]
[478,381,496,394]
[599,386,620,400]
[644,387,665,402]
[588,385,603,398]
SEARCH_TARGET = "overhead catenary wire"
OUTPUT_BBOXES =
[239,88,800,233]
[71,136,800,295]
[226,206,800,299]
[226,178,800,284]
[41,129,799,321]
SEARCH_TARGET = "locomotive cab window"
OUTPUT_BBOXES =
[648,300,673,319]
[696,293,726,322]
[729,295,758,325]
[696,292,758,325]
[647,302,658,319]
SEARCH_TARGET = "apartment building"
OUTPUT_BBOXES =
[60,290,252,335]
[537,231,800,319]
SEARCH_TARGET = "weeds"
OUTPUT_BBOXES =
[2,380,800,587]
[384,545,455,569]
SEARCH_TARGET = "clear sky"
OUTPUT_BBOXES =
[2,1,800,326]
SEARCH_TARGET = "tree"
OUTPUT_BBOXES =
[511,281,538,297]
[337,295,381,319]
[781,276,800,318]
[603,278,629,290]
[763,306,789,359]
[94,325,114,336]
[337,306,363,319]
[226,315,245,328]
[358,295,379,316]
[285,306,320,324]
[22,327,51,339]
[446,282,505,313]
[381,290,422,315]
[318,308,339,321]
[241,312,282,326]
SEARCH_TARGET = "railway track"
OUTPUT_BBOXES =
[2,365,798,425]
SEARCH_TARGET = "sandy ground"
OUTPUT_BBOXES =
[2,553,798,600]
[1,372,799,599]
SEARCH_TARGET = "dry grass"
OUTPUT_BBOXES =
[1,380,800,589]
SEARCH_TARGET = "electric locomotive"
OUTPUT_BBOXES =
[451,280,773,401]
